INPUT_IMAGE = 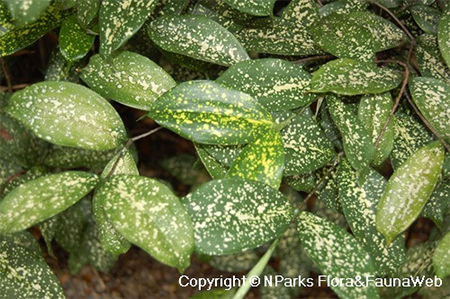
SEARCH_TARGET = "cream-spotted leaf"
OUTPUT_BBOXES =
[438,2,450,68]
[327,95,375,172]
[44,146,117,170]
[376,141,445,245]
[148,80,273,145]
[0,239,64,299]
[319,0,369,16]
[194,144,228,179]
[0,171,99,233]
[226,126,284,190]
[223,0,275,16]
[410,5,440,34]
[99,0,158,57]
[433,232,450,278]
[415,34,450,84]
[297,212,379,299]
[6,81,127,150]
[358,93,395,166]
[421,181,450,228]
[148,15,249,66]
[82,51,176,110]
[216,58,315,111]
[183,178,293,255]
[4,0,51,27]
[310,58,403,95]
[59,14,95,63]
[337,159,405,276]
[409,77,450,138]
[95,175,194,272]
[281,0,319,27]
[77,0,99,28]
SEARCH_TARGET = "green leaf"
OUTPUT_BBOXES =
[337,159,405,276]
[198,143,244,167]
[0,2,73,57]
[409,5,440,34]
[0,231,42,257]
[227,126,284,189]
[216,58,315,111]
[376,141,445,245]
[327,95,375,172]
[59,14,95,63]
[310,58,403,95]
[6,81,127,150]
[281,0,320,28]
[358,92,395,166]
[190,2,244,34]
[4,0,51,27]
[433,232,450,278]
[183,178,293,255]
[319,0,369,16]
[0,239,64,299]
[99,0,158,57]
[0,2,14,37]
[284,172,316,193]
[44,146,117,170]
[422,181,450,228]
[194,144,228,179]
[209,250,259,272]
[149,15,249,66]
[223,0,275,16]
[275,109,336,176]
[0,171,98,233]
[148,80,273,145]
[312,11,407,62]
[438,3,450,68]
[410,77,450,138]
[81,51,176,110]
[77,0,99,28]
[297,211,379,299]
[95,174,194,272]
[415,34,450,84]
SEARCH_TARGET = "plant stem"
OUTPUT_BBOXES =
[232,238,279,299]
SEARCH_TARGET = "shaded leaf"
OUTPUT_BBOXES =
[284,172,316,193]
[319,0,369,16]
[438,2,450,68]
[82,51,176,110]
[4,0,51,27]
[433,232,450,278]
[209,250,259,272]
[415,34,450,84]
[194,144,228,179]
[6,81,127,150]
[44,146,117,170]
[410,5,440,34]
[216,58,315,112]
[160,154,206,186]
[148,80,273,145]
[223,0,275,16]
[199,143,244,167]
[59,14,95,63]
[149,15,249,66]
[376,141,445,245]
[0,171,98,233]
[422,181,450,228]
[95,175,194,272]
[77,0,99,28]
[315,166,343,214]
[410,77,450,138]
[183,178,293,255]
[281,0,320,28]
[297,212,379,299]
[99,0,158,56]
[0,231,42,257]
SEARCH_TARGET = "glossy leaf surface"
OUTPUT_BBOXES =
[410,5,440,34]
[59,14,95,63]
[77,0,99,28]
[4,0,51,27]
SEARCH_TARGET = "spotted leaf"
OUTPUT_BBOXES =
[0,2,73,57]
[409,77,450,138]
[433,232,450,278]
[223,0,275,16]
[194,144,228,179]
[183,178,293,255]
[148,80,273,145]
[358,93,395,166]
[82,51,176,111]
[319,0,369,16]
[415,34,450,84]
[327,95,375,172]
[409,5,440,34]
[438,2,450,68]
[209,250,259,272]
[99,0,158,57]
[337,159,405,276]
[376,141,445,245]
[77,0,99,28]
[4,0,51,27]
[0,239,64,299]
[95,175,194,272]
[59,14,95,63]
[216,58,315,111]
[421,181,450,228]
[44,146,117,170]
[310,58,403,95]
[227,126,284,189]
[297,212,379,299]
[148,15,249,66]
[312,11,407,62]
[0,171,99,233]
[6,81,127,150]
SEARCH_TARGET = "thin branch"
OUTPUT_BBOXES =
[0,58,13,93]
[405,92,450,153]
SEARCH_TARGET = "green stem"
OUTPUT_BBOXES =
[232,238,279,299]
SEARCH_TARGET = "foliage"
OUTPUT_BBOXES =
[0,0,449,298]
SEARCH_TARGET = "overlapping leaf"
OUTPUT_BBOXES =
[0,171,98,233]
[409,5,440,34]
[4,0,51,27]
[59,14,95,63]
[183,178,293,255]
[44,146,117,170]
[77,0,99,28]
[376,141,445,245]
[422,181,450,228]
[194,144,228,179]
[216,58,315,111]
[82,51,176,110]
[6,81,127,150]
[438,2,450,67]
[297,212,379,299]
[149,15,249,66]
[415,34,450,84]
[148,80,273,145]
[223,0,275,16]
[433,232,450,278]
[95,175,194,272]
